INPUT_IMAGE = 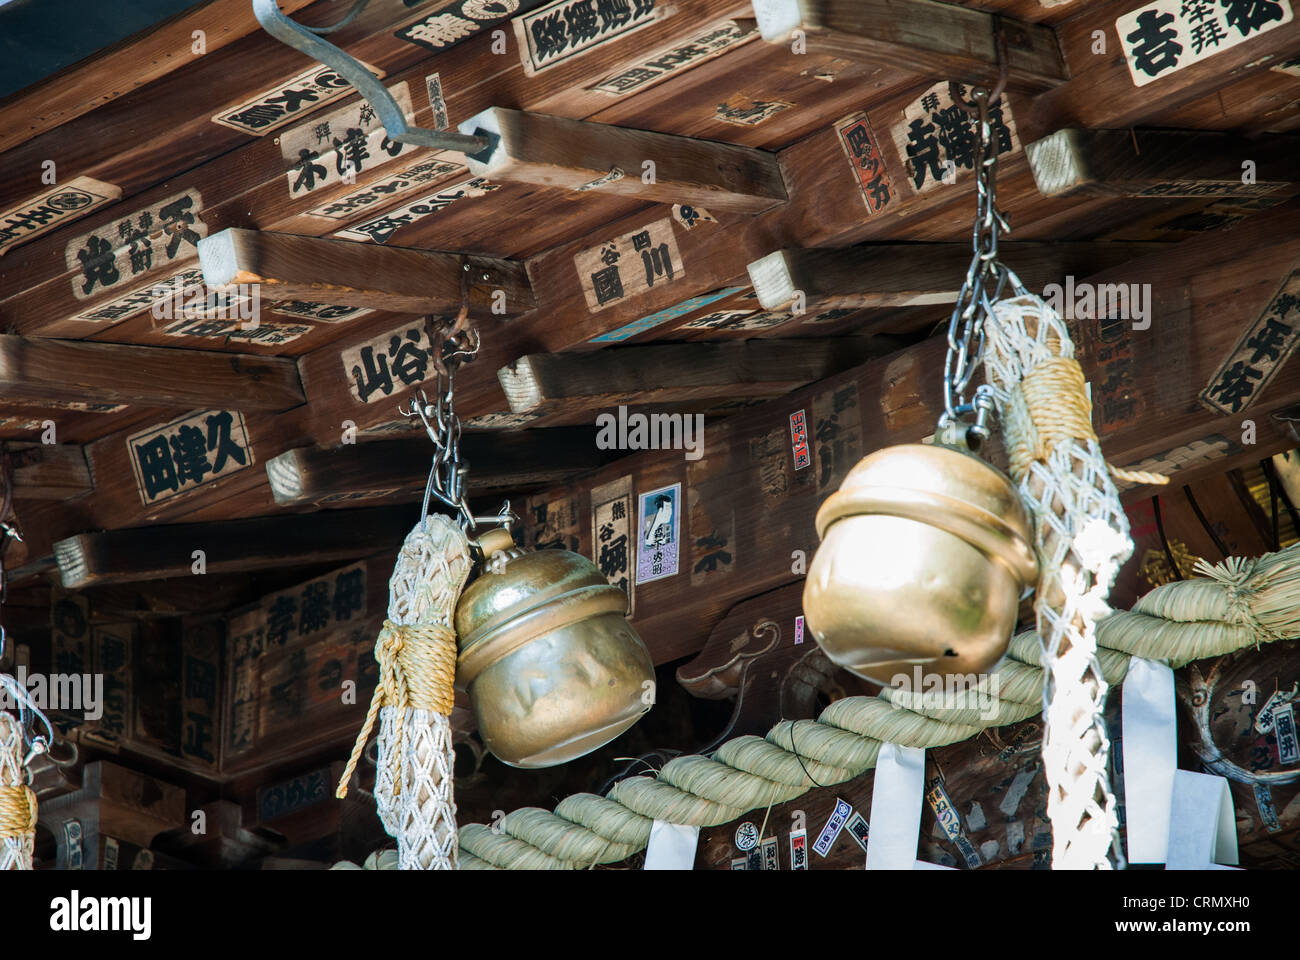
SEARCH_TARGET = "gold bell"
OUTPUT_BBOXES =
[454,528,654,768]
[803,443,1038,684]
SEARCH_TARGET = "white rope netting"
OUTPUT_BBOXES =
[0,711,34,870]
[982,293,1132,869]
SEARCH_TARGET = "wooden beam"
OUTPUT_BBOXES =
[0,335,304,411]
[498,339,885,415]
[198,229,535,315]
[751,0,1066,91]
[263,428,610,506]
[1027,129,1300,199]
[53,505,420,588]
[747,242,1163,311]
[458,107,788,212]
[8,443,92,500]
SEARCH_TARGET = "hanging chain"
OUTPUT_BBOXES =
[939,26,1028,448]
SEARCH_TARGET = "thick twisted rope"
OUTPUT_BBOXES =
[0,712,34,870]
[430,543,1300,870]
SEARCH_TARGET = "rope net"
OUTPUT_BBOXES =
[337,514,471,870]
[0,712,35,870]
[336,543,1300,870]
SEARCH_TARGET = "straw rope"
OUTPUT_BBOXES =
[338,543,1300,870]
[0,713,34,870]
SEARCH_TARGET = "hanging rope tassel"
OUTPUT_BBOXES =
[981,293,1166,869]
[338,514,472,870]
[0,713,36,870]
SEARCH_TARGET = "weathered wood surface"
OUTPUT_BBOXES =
[8,442,92,500]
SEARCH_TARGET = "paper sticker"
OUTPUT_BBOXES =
[102,836,119,870]
[303,159,464,219]
[734,821,759,851]
[515,0,663,75]
[730,857,748,869]
[1254,782,1282,832]
[834,112,892,215]
[396,0,523,52]
[592,476,634,613]
[680,309,756,330]
[425,72,450,130]
[760,834,779,870]
[892,82,1019,194]
[1255,682,1300,733]
[68,265,199,324]
[1276,703,1300,765]
[163,317,313,346]
[1116,0,1294,88]
[271,300,374,324]
[211,62,383,135]
[333,177,500,243]
[0,176,122,257]
[590,20,755,95]
[1200,270,1300,415]
[636,482,680,585]
[575,167,626,192]
[794,615,805,645]
[462,411,544,429]
[342,322,438,404]
[64,190,207,300]
[925,776,982,868]
[575,218,683,313]
[587,286,744,343]
[813,798,852,857]
[846,812,870,851]
[280,82,414,199]
[790,410,810,471]
[715,96,791,126]
[671,203,715,230]
[789,828,808,869]
[126,410,252,506]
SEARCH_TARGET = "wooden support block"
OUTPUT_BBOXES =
[1027,129,1300,199]
[8,443,93,500]
[458,107,788,212]
[52,505,419,588]
[0,334,304,411]
[264,428,609,505]
[198,229,535,315]
[747,242,1164,310]
[499,339,884,415]
[751,0,1067,91]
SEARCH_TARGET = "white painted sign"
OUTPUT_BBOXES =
[1117,0,1294,87]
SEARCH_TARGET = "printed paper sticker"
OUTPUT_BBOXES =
[333,177,500,244]
[813,798,852,857]
[834,113,892,215]
[425,73,450,130]
[280,82,414,199]
[790,410,810,470]
[846,812,870,851]
[342,323,438,404]
[636,482,680,585]
[587,286,745,343]
[303,159,464,219]
[1276,703,1300,765]
[590,20,755,95]
[64,190,207,300]
[672,203,715,230]
[734,821,759,851]
[926,776,982,868]
[163,317,313,346]
[0,176,121,257]
[574,218,683,313]
[760,835,779,870]
[1116,0,1294,88]
[395,0,523,52]
[127,410,252,506]
[515,0,663,75]
[730,857,748,869]
[789,828,808,869]
[715,96,791,126]
[70,265,200,325]
[891,82,1018,194]
[591,476,634,613]
[794,615,805,645]
[271,301,374,324]
[211,62,383,135]
[1200,270,1300,415]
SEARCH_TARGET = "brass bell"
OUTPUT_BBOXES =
[803,443,1038,684]
[454,529,654,769]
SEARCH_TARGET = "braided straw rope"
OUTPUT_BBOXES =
[0,713,35,870]
[337,514,471,870]
[337,544,1300,870]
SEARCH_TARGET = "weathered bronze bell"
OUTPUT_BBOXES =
[803,443,1038,685]
[454,530,654,769]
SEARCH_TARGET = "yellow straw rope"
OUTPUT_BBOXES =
[0,784,36,839]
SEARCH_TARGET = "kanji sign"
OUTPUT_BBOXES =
[574,217,683,312]
[715,95,791,126]
[396,0,523,52]
[280,82,415,198]
[0,176,121,257]
[1116,0,1294,88]
[63,190,207,300]
[341,322,440,403]
[260,562,368,650]
[790,409,811,471]
[126,409,253,505]
[636,482,680,585]
[589,19,755,95]
[1200,270,1300,415]
[211,62,383,135]
[271,300,374,323]
[515,0,663,75]
[890,82,1019,194]
[591,475,634,614]
[162,317,313,346]
[333,177,500,243]
[303,159,464,220]
[834,112,892,215]
[69,265,201,324]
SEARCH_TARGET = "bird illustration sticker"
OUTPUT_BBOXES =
[636,482,681,585]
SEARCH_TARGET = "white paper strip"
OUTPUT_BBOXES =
[1121,657,1177,864]
[644,820,700,870]
[866,743,926,870]
[1167,770,1239,871]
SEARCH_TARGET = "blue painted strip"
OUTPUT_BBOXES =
[587,286,747,343]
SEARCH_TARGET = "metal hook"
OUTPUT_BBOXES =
[947,15,1010,115]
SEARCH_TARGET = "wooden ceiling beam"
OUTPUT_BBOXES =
[8,443,92,500]
[53,505,419,589]
[0,334,304,411]
[198,229,535,315]
[458,108,788,213]
[751,0,1067,91]
[498,339,887,416]
[1028,129,1300,199]
[263,428,609,506]
[747,241,1165,311]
